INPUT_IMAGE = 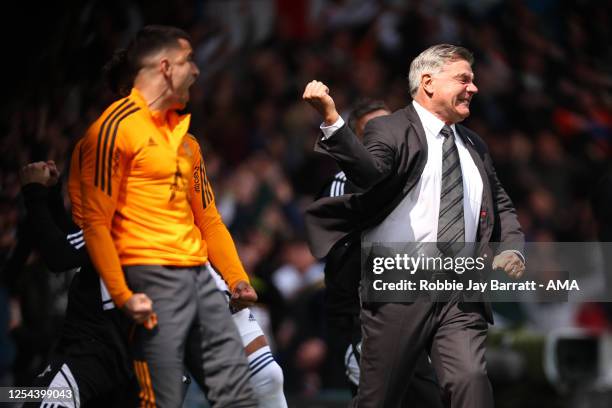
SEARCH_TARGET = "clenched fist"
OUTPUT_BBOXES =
[123,293,154,325]
[20,160,59,187]
[302,80,340,125]
[230,280,258,311]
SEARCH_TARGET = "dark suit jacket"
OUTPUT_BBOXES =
[318,171,363,318]
[304,104,524,322]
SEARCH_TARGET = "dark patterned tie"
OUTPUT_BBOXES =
[437,125,465,255]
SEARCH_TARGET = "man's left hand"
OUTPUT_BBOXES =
[492,251,525,279]
[230,280,258,310]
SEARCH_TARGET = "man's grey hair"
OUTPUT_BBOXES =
[408,44,474,97]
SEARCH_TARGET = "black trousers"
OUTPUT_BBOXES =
[25,344,137,407]
[351,297,493,408]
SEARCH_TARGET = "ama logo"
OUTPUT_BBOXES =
[546,280,580,291]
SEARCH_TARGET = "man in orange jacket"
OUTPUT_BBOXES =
[79,25,257,407]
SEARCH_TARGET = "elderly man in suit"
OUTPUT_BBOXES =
[303,44,525,408]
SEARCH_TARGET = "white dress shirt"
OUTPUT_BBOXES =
[320,100,483,244]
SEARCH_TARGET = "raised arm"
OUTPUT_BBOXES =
[20,161,89,273]
[303,80,396,190]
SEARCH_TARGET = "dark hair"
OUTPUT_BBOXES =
[347,99,390,133]
[103,25,191,97]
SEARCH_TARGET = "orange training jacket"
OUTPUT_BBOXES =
[77,88,249,307]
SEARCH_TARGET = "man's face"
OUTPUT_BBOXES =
[356,109,390,139]
[166,38,200,109]
[426,59,478,124]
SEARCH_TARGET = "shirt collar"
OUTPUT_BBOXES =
[411,100,457,138]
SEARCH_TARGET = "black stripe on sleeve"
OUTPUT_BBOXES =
[99,101,135,193]
[202,166,210,206]
[202,163,214,208]
[200,162,208,208]
[95,98,129,187]
[105,106,140,196]
[205,180,213,206]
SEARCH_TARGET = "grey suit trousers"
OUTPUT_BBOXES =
[351,295,493,408]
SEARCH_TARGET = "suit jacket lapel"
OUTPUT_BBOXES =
[456,125,494,242]
[401,104,428,195]
[403,104,427,150]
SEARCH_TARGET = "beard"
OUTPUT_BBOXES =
[170,87,191,110]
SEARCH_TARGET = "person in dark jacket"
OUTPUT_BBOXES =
[20,160,135,407]
[318,99,443,408]
[303,44,525,408]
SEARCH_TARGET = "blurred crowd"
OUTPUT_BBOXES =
[1,0,611,405]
